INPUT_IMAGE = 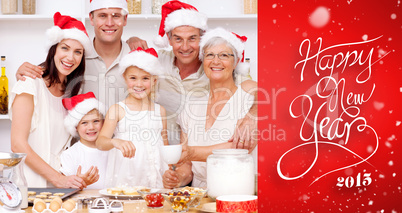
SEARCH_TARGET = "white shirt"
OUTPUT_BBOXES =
[155,50,251,144]
[82,40,131,110]
[105,102,168,188]
[177,86,256,187]
[155,50,210,144]
[9,77,71,187]
[60,141,109,189]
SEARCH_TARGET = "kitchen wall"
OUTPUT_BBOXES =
[0,0,257,152]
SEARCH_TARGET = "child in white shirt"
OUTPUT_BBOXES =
[96,48,169,188]
[60,92,109,189]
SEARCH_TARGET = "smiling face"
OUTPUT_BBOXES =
[168,26,201,67]
[54,39,84,79]
[203,43,238,83]
[76,109,104,146]
[90,8,127,45]
[124,66,157,101]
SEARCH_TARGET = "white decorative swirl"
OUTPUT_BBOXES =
[277,124,378,185]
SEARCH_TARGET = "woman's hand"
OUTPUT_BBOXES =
[112,138,136,158]
[76,166,99,186]
[162,169,180,189]
[53,173,87,189]
[177,144,194,165]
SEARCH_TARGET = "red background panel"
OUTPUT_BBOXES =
[258,0,402,211]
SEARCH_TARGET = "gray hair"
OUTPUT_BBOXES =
[201,37,238,80]
[167,28,205,40]
[200,37,238,63]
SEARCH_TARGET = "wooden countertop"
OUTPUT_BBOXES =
[24,189,216,213]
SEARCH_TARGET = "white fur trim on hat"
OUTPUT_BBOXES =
[89,0,128,13]
[45,26,93,55]
[154,8,207,48]
[235,61,250,76]
[119,51,164,76]
[164,9,207,34]
[199,27,248,76]
[64,98,105,137]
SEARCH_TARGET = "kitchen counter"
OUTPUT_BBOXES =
[24,189,216,213]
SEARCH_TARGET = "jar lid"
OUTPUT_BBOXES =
[212,149,248,155]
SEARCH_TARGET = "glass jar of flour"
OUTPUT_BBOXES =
[207,149,254,200]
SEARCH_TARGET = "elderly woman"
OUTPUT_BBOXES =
[163,27,257,188]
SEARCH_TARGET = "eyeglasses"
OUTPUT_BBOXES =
[204,52,235,60]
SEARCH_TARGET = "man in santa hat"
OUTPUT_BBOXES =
[15,0,148,109]
[136,0,258,189]
[144,0,257,149]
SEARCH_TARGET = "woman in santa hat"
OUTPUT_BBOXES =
[10,12,92,189]
[164,27,258,189]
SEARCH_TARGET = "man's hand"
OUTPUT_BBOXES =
[112,138,136,158]
[16,62,44,81]
[76,165,100,186]
[162,169,181,189]
[126,37,148,51]
[229,115,258,152]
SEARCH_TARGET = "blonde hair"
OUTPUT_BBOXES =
[123,66,158,101]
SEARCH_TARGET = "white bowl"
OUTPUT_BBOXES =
[159,145,182,164]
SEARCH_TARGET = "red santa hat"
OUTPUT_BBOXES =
[153,0,208,48]
[119,47,164,76]
[45,12,92,55]
[199,27,249,76]
[62,92,105,137]
[89,0,128,14]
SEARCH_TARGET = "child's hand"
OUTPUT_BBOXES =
[112,138,136,158]
[54,174,87,189]
[76,165,100,186]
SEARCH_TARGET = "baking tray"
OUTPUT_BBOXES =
[27,187,80,206]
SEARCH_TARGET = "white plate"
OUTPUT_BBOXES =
[98,189,142,198]
[201,202,217,212]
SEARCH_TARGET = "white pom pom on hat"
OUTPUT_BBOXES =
[154,0,207,48]
[62,92,105,138]
[45,12,92,55]
[119,47,164,76]
[199,27,249,76]
[153,34,170,49]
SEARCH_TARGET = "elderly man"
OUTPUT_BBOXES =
[130,0,258,188]
[127,0,257,147]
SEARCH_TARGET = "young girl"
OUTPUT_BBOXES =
[60,92,108,189]
[96,47,169,188]
[10,12,92,188]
